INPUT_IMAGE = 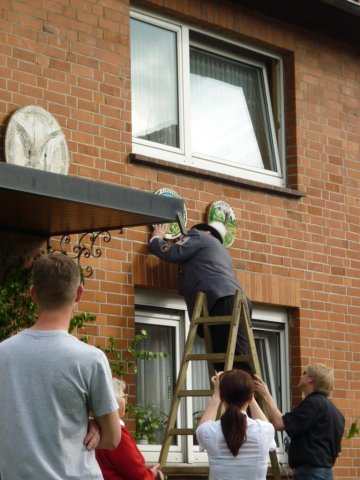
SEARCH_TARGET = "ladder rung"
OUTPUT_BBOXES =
[186,353,226,362]
[162,465,209,475]
[178,389,212,397]
[185,353,252,363]
[195,315,233,325]
[234,355,252,362]
[169,428,195,436]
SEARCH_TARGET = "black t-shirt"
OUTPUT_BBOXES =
[283,392,345,469]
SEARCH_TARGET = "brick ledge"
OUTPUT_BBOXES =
[129,153,305,198]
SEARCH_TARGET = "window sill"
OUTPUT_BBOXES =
[129,153,305,198]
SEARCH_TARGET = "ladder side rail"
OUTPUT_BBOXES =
[269,450,282,479]
[223,290,243,373]
[240,292,262,376]
[216,291,243,418]
[200,297,215,380]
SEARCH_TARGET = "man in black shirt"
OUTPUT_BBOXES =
[254,364,345,480]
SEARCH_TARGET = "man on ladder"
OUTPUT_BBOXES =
[149,221,253,372]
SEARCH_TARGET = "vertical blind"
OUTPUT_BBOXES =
[190,48,275,170]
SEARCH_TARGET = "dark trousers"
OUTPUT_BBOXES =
[208,295,253,374]
[294,466,333,480]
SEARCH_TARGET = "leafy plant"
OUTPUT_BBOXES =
[0,249,96,342]
[347,418,359,439]
[101,330,168,377]
[68,312,97,340]
[127,402,168,444]
[0,253,37,342]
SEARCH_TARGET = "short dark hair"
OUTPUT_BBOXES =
[31,253,80,309]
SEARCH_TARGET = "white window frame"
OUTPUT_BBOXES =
[131,9,285,187]
[134,310,184,463]
[135,289,290,466]
[253,308,290,465]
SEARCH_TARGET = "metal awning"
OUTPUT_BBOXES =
[0,163,185,238]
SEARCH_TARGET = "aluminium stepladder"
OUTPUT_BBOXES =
[158,289,282,480]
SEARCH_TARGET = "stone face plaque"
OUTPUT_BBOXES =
[5,105,69,175]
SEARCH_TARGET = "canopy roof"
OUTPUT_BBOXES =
[0,163,184,238]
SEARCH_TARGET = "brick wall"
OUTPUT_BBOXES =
[1,0,360,477]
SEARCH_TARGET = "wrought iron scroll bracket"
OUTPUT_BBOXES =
[47,230,113,278]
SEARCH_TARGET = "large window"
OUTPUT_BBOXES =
[131,11,285,187]
[135,289,290,465]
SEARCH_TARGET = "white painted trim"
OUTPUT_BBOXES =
[134,306,185,462]
[130,8,285,187]
[135,288,187,311]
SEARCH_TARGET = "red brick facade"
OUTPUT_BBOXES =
[1,0,360,477]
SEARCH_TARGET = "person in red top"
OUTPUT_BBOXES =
[96,379,164,480]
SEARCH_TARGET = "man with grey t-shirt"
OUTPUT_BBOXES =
[0,253,120,479]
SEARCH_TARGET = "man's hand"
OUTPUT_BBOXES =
[151,224,168,241]
[253,374,271,398]
[84,418,100,451]
[253,375,285,431]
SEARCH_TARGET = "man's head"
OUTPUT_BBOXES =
[301,363,334,396]
[31,253,81,310]
[192,221,227,244]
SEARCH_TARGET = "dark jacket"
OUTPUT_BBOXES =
[283,392,345,469]
[149,228,241,318]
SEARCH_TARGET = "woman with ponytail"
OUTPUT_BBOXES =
[196,370,276,480]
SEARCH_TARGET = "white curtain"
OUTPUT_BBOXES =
[190,48,275,170]
[136,322,176,443]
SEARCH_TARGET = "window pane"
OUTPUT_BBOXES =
[255,330,284,449]
[135,322,176,444]
[190,48,277,171]
[131,19,179,148]
[255,331,283,409]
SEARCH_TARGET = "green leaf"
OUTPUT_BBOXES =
[347,419,359,439]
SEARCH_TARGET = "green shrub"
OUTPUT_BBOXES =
[127,402,168,444]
